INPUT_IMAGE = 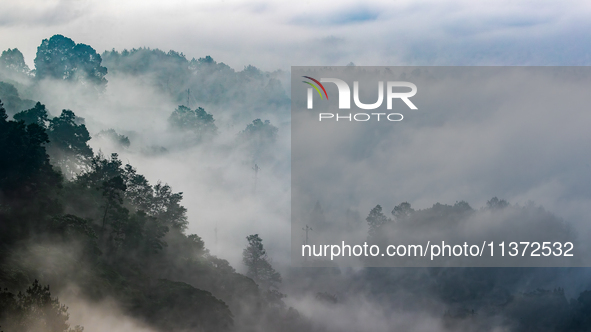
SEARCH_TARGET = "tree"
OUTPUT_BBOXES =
[151,182,188,231]
[46,109,93,178]
[0,82,36,117]
[242,234,281,289]
[100,176,127,235]
[125,210,168,254]
[122,164,154,210]
[76,153,124,189]
[13,102,49,127]
[13,104,94,178]
[96,129,130,148]
[238,119,279,160]
[486,197,509,210]
[0,99,63,242]
[52,214,101,259]
[366,205,391,240]
[0,100,61,194]
[392,202,414,220]
[0,280,83,332]
[168,105,218,140]
[101,48,189,95]
[0,48,30,74]
[34,35,107,88]
[239,119,278,144]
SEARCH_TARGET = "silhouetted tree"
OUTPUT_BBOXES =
[239,119,279,160]
[13,102,49,127]
[392,202,414,220]
[487,197,509,210]
[168,105,218,140]
[46,110,93,177]
[13,104,92,178]
[0,280,83,332]
[366,205,391,240]
[0,83,36,116]
[243,234,281,289]
[34,35,107,88]
[76,153,123,189]
[151,182,188,230]
[100,176,127,235]
[0,99,60,195]
[239,119,278,144]
[52,214,101,259]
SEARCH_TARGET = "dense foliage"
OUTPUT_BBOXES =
[0,96,304,331]
[34,35,107,88]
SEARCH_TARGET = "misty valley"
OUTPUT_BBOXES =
[2,35,591,332]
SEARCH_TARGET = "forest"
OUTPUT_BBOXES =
[2,34,591,332]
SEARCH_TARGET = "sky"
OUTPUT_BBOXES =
[2,0,591,71]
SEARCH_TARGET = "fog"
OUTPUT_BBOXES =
[2,3,591,330]
[23,73,291,269]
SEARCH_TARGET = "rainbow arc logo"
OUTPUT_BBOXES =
[302,76,328,100]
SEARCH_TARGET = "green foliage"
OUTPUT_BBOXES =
[122,164,153,209]
[51,214,101,259]
[0,100,63,244]
[239,119,278,143]
[0,49,30,74]
[168,105,218,140]
[71,153,188,255]
[0,280,83,332]
[241,65,263,79]
[151,182,188,230]
[34,35,107,88]
[102,49,289,108]
[99,175,128,242]
[504,288,570,332]
[243,234,282,290]
[238,119,279,160]
[0,104,237,330]
[138,279,233,332]
[96,129,130,148]
[187,234,205,253]
[0,99,61,196]
[46,110,93,178]
[13,104,93,178]
[76,153,123,189]
[13,102,49,127]
[0,82,36,117]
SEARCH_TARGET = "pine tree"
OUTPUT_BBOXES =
[242,234,281,289]
[366,205,391,240]
[0,280,83,332]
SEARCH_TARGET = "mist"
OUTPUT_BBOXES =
[2,8,591,331]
